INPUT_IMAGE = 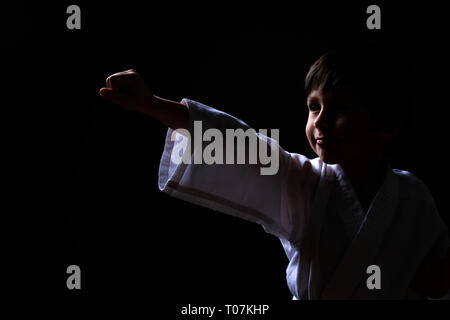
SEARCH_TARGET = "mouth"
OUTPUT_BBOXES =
[315,137,336,146]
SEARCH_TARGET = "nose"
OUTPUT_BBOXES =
[314,106,332,130]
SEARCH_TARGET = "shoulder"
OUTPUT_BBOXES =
[391,169,446,231]
[287,154,324,177]
[392,169,434,201]
[392,168,422,183]
[285,155,354,184]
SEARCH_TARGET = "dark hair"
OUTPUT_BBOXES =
[304,43,416,133]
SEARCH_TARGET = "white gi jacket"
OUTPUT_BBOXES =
[158,98,449,299]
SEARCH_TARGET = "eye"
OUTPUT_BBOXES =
[308,104,321,112]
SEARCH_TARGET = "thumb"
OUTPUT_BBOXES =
[99,87,127,106]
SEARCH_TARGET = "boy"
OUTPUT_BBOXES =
[99,44,449,299]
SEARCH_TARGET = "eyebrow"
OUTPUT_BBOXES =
[307,96,320,105]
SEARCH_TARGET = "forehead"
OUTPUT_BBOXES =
[307,84,365,106]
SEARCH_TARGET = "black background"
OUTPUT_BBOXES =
[5,0,450,303]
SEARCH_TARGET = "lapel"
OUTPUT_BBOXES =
[297,163,334,299]
[321,168,399,299]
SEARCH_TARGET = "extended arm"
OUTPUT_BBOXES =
[98,69,313,243]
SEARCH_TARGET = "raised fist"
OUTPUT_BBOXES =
[99,69,156,114]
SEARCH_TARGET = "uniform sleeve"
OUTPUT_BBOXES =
[158,98,319,242]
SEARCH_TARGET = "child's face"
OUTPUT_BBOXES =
[305,85,385,166]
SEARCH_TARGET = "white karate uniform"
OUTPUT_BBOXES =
[158,98,449,299]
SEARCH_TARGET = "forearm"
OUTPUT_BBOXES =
[146,95,189,131]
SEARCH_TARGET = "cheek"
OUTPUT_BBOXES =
[336,119,375,151]
[335,115,370,138]
[305,121,315,141]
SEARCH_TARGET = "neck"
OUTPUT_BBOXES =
[339,154,388,212]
